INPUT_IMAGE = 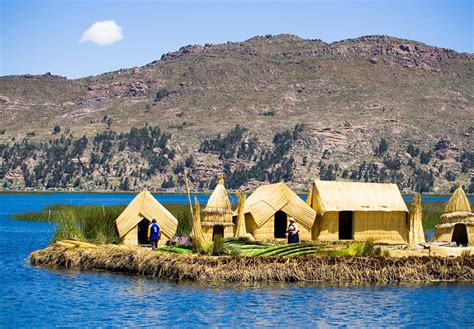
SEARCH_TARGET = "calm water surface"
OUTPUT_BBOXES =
[0,193,473,327]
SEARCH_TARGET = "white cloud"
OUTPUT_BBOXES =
[80,20,123,46]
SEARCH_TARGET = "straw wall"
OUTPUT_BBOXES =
[435,225,474,245]
[316,212,339,241]
[435,227,453,243]
[315,211,408,244]
[122,227,138,245]
[353,211,408,244]
[202,225,233,242]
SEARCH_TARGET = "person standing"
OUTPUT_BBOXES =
[148,219,161,250]
[286,217,300,244]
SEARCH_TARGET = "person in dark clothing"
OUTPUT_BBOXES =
[148,219,161,250]
[286,217,300,244]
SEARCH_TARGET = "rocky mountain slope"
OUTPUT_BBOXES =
[0,34,473,193]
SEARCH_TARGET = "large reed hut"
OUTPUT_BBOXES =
[202,176,233,242]
[435,185,473,246]
[306,180,409,244]
[115,189,178,246]
[238,182,316,241]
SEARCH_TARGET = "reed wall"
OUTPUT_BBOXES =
[315,211,408,244]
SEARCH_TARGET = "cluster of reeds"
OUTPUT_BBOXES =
[30,244,474,283]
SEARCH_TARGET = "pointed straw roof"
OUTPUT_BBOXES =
[234,192,247,238]
[244,182,316,230]
[115,189,178,240]
[409,193,426,248]
[444,185,471,214]
[191,197,206,248]
[202,175,233,226]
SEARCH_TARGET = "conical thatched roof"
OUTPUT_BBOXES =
[444,185,471,213]
[202,176,233,226]
[115,189,178,240]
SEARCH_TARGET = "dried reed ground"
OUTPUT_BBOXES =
[30,244,474,283]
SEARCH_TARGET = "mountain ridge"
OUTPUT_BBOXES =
[0,34,473,193]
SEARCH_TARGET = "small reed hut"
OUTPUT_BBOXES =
[306,180,409,244]
[201,176,233,243]
[435,185,474,246]
[115,189,178,246]
[237,182,316,241]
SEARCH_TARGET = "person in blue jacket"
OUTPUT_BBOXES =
[148,219,161,250]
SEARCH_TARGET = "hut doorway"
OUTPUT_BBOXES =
[274,211,287,238]
[452,224,468,246]
[137,218,150,245]
[339,211,353,240]
[212,225,224,242]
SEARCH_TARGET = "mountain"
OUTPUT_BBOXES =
[0,34,473,193]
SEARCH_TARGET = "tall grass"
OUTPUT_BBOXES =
[165,204,195,237]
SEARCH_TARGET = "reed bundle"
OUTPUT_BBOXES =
[234,192,247,238]
[409,193,426,248]
[30,244,474,283]
[190,197,206,251]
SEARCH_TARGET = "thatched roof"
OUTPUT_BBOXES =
[202,176,233,225]
[242,182,316,230]
[306,180,408,214]
[115,190,178,239]
[444,186,471,213]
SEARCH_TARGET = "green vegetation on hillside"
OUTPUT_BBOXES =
[1,34,473,193]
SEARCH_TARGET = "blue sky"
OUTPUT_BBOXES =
[1,0,472,79]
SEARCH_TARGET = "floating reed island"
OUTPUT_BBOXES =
[24,178,474,283]
[30,242,474,283]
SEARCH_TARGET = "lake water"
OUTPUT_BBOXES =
[0,193,473,327]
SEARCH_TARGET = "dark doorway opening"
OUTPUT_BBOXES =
[452,224,468,246]
[274,211,287,238]
[212,225,224,241]
[339,211,353,240]
[137,218,150,245]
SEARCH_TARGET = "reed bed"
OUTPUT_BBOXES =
[30,244,474,283]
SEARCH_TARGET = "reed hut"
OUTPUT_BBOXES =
[306,180,409,244]
[202,176,233,242]
[435,185,473,245]
[237,182,316,241]
[115,189,178,246]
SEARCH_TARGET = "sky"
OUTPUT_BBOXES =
[1,0,472,79]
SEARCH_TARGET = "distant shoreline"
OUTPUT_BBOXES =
[1,190,471,198]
